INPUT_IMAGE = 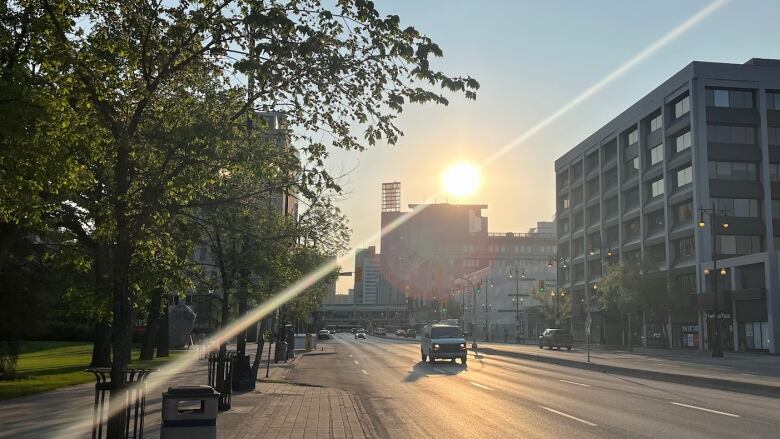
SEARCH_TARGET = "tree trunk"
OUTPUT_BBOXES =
[90,321,112,367]
[140,292,162,361]
[156,297,170,358]
[236,270,249,356]
[627,313,633,351]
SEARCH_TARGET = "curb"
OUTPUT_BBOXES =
[478,346,780,399]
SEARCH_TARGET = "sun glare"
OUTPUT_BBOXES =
[442,162,480,198]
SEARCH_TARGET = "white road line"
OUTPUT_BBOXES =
[361,369,368,375]
[669,402,740,418]
[469,382,494,391]
[353,360,359,365]
[433,368,446,374]
[559,379,591,388]
[539,405,597,427]
[349,354,352,357]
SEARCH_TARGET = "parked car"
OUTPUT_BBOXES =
[317,329,330,340]
[538,328,573,350]
[404,329,417,338]
[374,327,386,336]
[355,331,366,339]
[396,329,406,337]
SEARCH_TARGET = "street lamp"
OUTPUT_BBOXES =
[508,264,526,342]
[698,202,730,358]
[548,255,568,328]
[454,276,476,333]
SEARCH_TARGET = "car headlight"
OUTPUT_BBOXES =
[459,343,466,350]
[433,344,440,350]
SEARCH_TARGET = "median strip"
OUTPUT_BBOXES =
[669,402,740,418]
[539,405,597,427]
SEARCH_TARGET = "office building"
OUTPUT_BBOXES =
[555,58,780,353]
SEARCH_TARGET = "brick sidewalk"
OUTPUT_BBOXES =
[218,382,376,439]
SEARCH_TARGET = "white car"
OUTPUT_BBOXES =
[420,324,467,364]
[355,332,366,339]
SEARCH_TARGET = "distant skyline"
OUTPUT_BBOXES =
[327,0,780,293]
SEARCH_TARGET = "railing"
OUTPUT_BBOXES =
[87,368,154,439]
[207,351,237,411]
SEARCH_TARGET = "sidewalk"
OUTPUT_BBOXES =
[219,381,376,439]
[478,341,780,397]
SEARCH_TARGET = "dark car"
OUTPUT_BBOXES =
[539,328,573,350]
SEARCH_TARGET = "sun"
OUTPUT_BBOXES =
[442,162,480,198]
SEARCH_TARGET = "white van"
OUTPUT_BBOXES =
[420,323,467,364]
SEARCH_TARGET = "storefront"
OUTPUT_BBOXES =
[735,297,769,351]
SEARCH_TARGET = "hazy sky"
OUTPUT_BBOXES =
[328,0,780,293]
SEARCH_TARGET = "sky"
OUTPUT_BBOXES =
[327,0,780,293]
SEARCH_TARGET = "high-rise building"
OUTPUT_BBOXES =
[555,58,780,354]
[354,246,380,304]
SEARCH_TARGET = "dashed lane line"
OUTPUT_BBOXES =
[362,369,368,375]
[669,402,740,418]
[539,405,597,427]
[559,379,592,388]
[469,382,494,391]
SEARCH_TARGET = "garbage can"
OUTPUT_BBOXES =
[274,341,288,363]
[161,385,220,439]
[305,334,313,352]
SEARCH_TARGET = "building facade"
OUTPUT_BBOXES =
[354,246,380,304]
[555,58,780,353]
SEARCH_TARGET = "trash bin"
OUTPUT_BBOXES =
[161,386,220,439]
[274,341,288,363]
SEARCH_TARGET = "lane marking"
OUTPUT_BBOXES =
[469,382,494,391]
[362,369,368,375]
[538,405,597,427]
[349,354,352,358]
[433,368,446,374]
[669,402,740,418]
[559,379,591,388]
[353,360,359,365]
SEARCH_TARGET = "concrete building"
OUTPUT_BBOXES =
[354,246,380,304]
[555,58,780,353]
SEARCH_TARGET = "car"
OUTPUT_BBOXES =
[317,329,330,340]
[351,328,358,334]
[329,330,336,334]
[396,329,406,337]
[374,327,386,336]
[538,328,573,350]
[404,329,417,338]
[420,323,467,364]
[355,331,366,339]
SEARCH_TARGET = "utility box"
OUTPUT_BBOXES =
[161,386,220,439]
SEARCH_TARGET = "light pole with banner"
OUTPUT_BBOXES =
[508,264,526,342]
[698,202,730,358]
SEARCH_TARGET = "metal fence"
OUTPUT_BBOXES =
[87,368,154,439]
[207,350,236,410]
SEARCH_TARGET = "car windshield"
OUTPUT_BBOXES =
[431,326,461,338]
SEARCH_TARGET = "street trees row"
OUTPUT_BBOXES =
[0,1,478,434]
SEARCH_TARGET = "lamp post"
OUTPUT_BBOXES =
[698,202,730,358]
[482,277,493,341]
[455,276,476,333]
[508,264,525,342]
[548,256,568,328]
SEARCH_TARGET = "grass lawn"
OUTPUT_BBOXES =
[0,341,184,400]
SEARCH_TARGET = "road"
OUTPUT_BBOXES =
[290,333,780,439]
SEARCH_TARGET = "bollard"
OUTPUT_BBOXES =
[305,334,313,352]
[161,386,219,439]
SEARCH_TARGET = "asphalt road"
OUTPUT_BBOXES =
[290,333,780,439]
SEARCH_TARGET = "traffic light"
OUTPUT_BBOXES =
[538,280,545,292]
[476,282,482,294]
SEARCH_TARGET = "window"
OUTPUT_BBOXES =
[715,235,762,255]
[708,161,759,181]
[605,196,618,219]
[768,93,780,110]
[647,210,665,233]
[674,96,690,118]
[712,198,760,218]
[676,273,696,293]
[587,204,600,224]
[586,152,599,173]
[623,187,639,211]
[603,141,617,163]
[675,131,691,153]
[573,211,584,231]
[627,129,639,145]
[677,237,695,258]
[571,162,583,181]
[557,171,570,187]
[769,164,780,182]
[675,202,693,225]
[675,166,692,188]
[624,156,640,180]
[707,125,756,144]
[625,219,640,240]
[650,144,664,165]
[586,178,600,200]
[707,89,754,109]
[603,167,618,189]
[773,200,780,219]
[571,187,583,207]
[769,127,780,146]
[650,178,665,198]
[649,114,663,132]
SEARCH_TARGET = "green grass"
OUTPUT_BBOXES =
[0,341,184,400]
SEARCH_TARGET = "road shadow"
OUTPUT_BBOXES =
[404,361,467,383]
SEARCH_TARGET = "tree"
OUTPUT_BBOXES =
[531,287,571,328]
